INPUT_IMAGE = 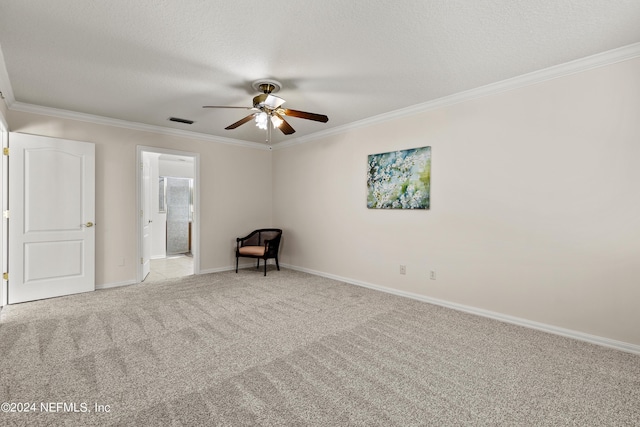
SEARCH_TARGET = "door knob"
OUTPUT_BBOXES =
[84,222,94,227]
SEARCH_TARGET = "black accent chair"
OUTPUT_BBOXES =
[235,229,282,276]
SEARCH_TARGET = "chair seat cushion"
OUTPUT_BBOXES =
[239,246,266,256]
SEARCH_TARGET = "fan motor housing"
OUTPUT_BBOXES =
[253,93,285,109]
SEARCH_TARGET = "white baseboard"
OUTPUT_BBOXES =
[281,264,640,355]
[96,279,137,290]
[97,261,274,289]
[199,265,237,274]
[199,261,275,275]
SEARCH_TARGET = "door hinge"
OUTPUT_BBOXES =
[2,272,8,280]
[3,147,8,156]
[140,258,144,265]
[140,162,144,170]
[2,210,8,219]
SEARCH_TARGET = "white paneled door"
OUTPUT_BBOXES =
[8,133,95,303]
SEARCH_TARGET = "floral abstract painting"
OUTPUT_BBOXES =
[367,146,431,209]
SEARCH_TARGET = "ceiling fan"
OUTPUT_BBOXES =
[203,79,328,141]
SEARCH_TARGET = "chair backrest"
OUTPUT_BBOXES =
[260,229,282,256]
[241,229,282,256]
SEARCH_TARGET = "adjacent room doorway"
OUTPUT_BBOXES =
[136,146,199,283]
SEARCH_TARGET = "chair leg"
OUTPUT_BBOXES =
[256,259,260,269]
[275,256,280,271]
[235,256,238,273]
[264,259,267,276]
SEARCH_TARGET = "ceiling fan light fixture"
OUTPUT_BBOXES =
[205,78,328,139]
[270,115,283,128]
[255,112,269,130]
[256,112,283,129]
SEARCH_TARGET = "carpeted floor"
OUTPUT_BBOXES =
[1,268,639,426]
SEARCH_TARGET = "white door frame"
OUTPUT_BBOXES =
[136,146,200,282]
[0,114,8,307]
[141,156,152,280]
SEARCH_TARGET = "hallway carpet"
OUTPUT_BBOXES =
[1,268,639,426]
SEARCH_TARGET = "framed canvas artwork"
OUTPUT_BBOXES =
[367,146,431,209]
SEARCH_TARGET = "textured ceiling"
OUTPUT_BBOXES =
[1,0,640,145]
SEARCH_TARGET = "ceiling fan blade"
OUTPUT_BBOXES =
[275,113,295,135]
[225,114,257,130]
[203,105,255,110]
[282,109,328,123]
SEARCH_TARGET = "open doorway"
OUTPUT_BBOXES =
[137,146,199,283]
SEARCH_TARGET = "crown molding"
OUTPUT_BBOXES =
[274,41,640,150]
[8,101,271,150]
[3,41,640,151]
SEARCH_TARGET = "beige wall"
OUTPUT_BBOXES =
[273,58,640,346]
[0,97,7,121]
[8,111,273,286]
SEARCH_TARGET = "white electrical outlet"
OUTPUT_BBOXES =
[400,265,406,275]
[430,270,436,280]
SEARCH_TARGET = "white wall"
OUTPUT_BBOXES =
[7,110,273,286]
[159,157,194,178]
[273,58,640,346]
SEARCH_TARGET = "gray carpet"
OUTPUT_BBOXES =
[1,268,639,426]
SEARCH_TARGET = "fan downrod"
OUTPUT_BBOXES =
[251,79,281,94]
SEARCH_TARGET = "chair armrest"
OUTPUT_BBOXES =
[237,230,260,246]
[262,237,281,255]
